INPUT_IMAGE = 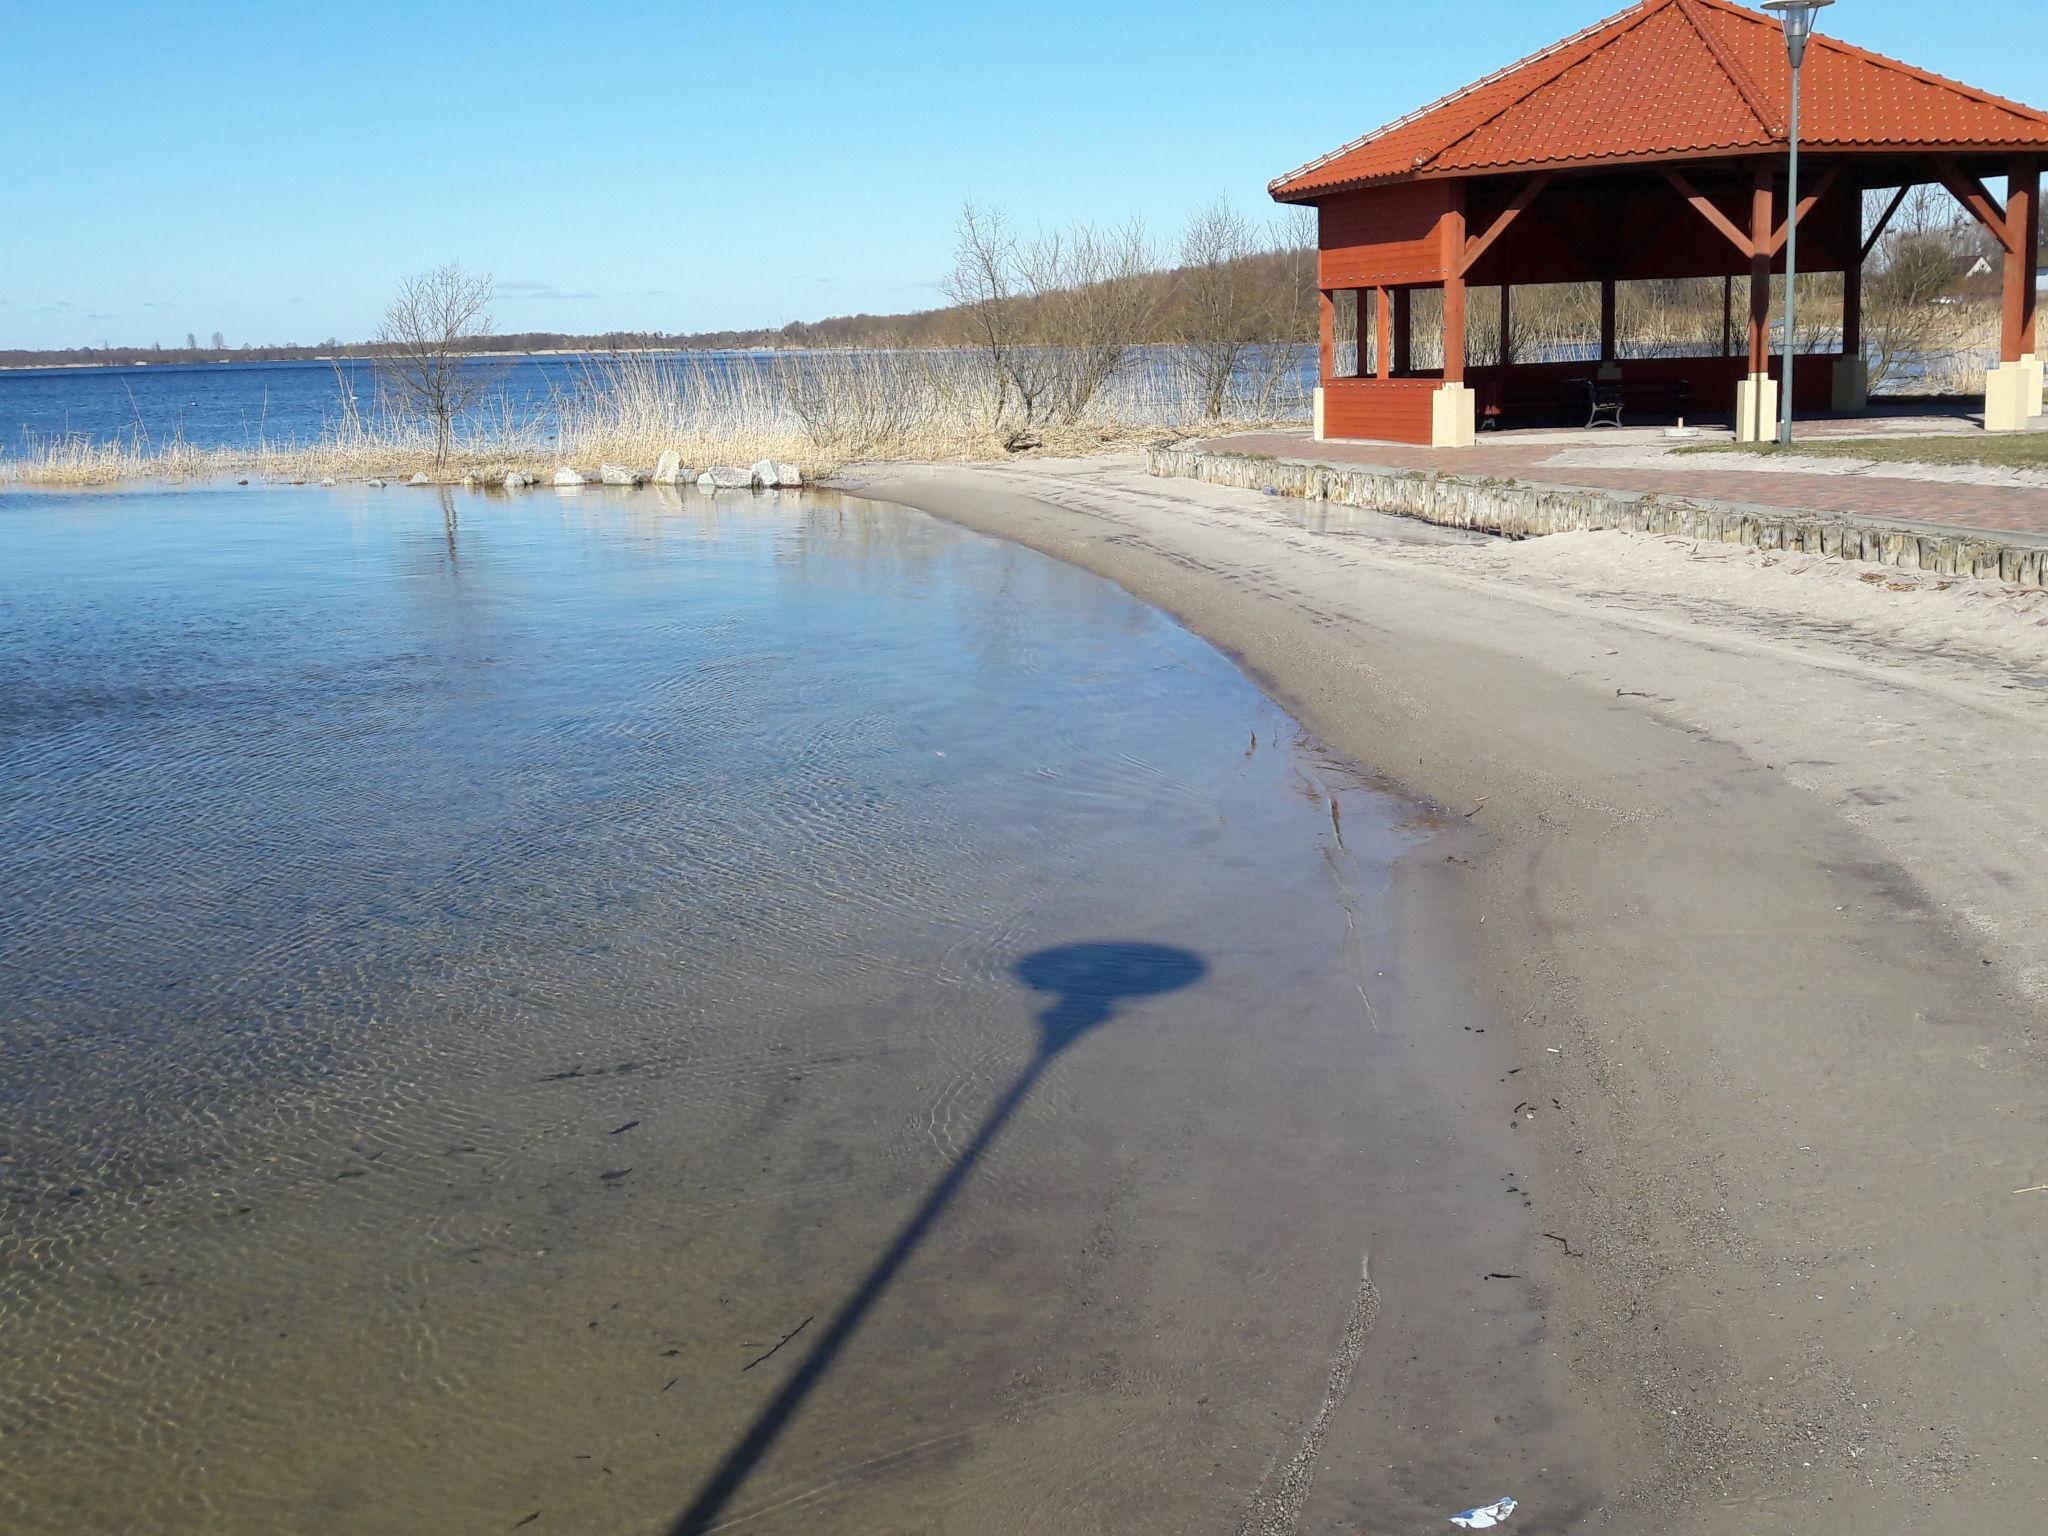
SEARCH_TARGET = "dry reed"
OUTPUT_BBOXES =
[1,347,1311,489]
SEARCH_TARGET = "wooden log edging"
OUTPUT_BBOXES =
[1145,446,2048,590]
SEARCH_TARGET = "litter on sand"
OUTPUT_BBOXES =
[1450,1496,1518,1529]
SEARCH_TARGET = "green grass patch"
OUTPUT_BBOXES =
[1675,435,2048,468]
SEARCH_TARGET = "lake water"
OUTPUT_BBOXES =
[0,354,647,455]
[0,479,1587,1533]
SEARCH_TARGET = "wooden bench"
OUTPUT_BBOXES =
[1569,376,1693,428]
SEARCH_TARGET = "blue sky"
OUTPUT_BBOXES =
[4,0,2043,350]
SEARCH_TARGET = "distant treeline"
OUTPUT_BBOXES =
[0,245,1319,370]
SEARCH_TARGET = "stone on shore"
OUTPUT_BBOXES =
[600,463,644,487]
[749,459,803,489]
[503,470,529,489]
[408,472,431,485]
[697,466,754,491]
[553,468,587,487]
[367,478,385,488]
[319,477,336,487]
[653,450,687,485]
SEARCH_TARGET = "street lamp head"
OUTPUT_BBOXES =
[1763,0,1834,68]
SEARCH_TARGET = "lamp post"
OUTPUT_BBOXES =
[1763,0,1833,446]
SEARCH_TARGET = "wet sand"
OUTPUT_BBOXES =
[853,455,2048,1535]
[2,482,1593,1533]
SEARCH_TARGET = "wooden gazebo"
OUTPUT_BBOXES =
[1270,0,2048,446]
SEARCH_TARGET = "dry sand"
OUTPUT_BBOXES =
[849,454,2048,1535]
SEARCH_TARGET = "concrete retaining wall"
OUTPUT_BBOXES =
[1147,446,2048,590]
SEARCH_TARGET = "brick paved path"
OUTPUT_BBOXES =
[1210,432,2048,539]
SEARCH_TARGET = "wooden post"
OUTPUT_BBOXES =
[1599,277,1617,364]
[1392,288,1412,375]
[1443,190,1468,383]
[1722,274,1734,357]
[1499,283,1513,366]
[2005,156,2040,362]
[1318,289,1335,381]
[1841,197,1863,361]
[1375,287,1392,380]
[1749,162,1774,375]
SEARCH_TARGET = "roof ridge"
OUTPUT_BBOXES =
[1687,0,2048,132]
[1673,0,1779,138]
[1405,0,1681,176]
[1266,0,1656,194]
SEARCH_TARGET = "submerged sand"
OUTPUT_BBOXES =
[852,454,2048,1535]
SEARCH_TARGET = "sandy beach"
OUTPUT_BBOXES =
[853,454,2048,1535]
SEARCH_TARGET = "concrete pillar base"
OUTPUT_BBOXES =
[1734,372,1779,443]
[1312,385,1327,442]
[1985,362,2033,433]
[1431,383,1477,448]
[1831,357,1869,413]
[2020,353,2044,419]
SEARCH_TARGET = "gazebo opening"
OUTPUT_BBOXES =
[1271,0,2046,447]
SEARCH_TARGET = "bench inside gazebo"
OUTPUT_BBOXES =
[1271,0,2047,447]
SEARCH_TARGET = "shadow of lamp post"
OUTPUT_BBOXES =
[667,941,1207,1535]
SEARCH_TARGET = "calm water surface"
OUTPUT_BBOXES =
[0,481,1555,1533]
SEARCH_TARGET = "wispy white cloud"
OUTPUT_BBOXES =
[500,277,597,300]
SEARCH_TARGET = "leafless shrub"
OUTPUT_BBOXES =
[1172,197,1273,419]
[1864,187,1988,393]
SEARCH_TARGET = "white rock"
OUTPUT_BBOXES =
[319,476,336,486]
[653,450,686,485]
[553,468,587,487]
[366,478,386,488]
[503,470,529,489]
[697,466,754,491]
[600,463,643,487]
[748,458,803,489]
[408,472,430,485]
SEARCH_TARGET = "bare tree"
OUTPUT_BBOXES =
[1022,218,1156,422]
[1862,186,1981,393]
[1173,196,1265,418]
[1249,205,1320,416]
[374,262,495,465]
[210,331,225,350]
[943,202,1042,428]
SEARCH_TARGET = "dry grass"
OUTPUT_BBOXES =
[1,348,1310,489]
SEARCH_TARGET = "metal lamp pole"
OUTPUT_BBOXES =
[1764,0,1832,446]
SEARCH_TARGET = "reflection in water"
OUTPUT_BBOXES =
[670,943,1206,1534]
[0,482,1430,1534]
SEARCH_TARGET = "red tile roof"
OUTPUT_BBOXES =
[1271,0,2048,200]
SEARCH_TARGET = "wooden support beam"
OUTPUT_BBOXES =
[1842,194,1863,357]
[1765,164,1841,257]
[1934,158,2018,253]
[2004,156,2039,363]
[1860,185,1910,263]
[1374,287,1391,381]
[1318,289,1335,382]
[1499,283,1513,367]
[1748,164,1773,375]
[1599,278,1617,364]
[1443,185,1468,382]
[1663,165,1755,258]
[1458,173,1552,277]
